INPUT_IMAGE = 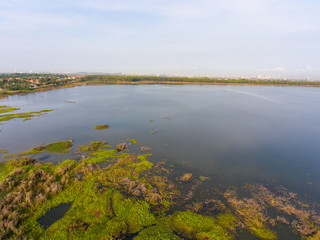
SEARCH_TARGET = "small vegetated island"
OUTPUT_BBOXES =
[0,105,53,123]
[0,139,319,240]
[1,73,320,98]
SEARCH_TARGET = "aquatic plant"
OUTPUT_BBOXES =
[20,148,44,155]
[0,149,8,154]
[78,141,108,152]
[1,140,319,240]
[172,211,234,240]
[180,173,193,181]
[43,140,73,154]
[8,141,72,157]
[134,225,181,240]
[224,189,277,240]
[199,175,210,181]
[129,139,138,145]
[0,109,53,122]
[82,149,117,164]
[93,124,109,130]
[0,105,19,114]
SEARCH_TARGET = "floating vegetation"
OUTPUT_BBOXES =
[43,140,73,154]
[64,100,75,103]
[18,140,73,155]
[141,146,152,152]
[0,109,53,123]
[116,141,131,151]
[172,211,235,240]
[129,139,138,145]
[0,105,20,114]
[78,141,108,152]
[134,225,181,240]
[0,149,7,154]
[199,175,210,181]
[93,124,109,130]
[0,140,319,239]
[180,173,193,182]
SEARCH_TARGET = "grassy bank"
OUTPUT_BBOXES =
[1,74,320,99]
[80,75,320,87]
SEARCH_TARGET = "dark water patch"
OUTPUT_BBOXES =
[237,232,261,240]
[37,203,72,229]
[274,223,299,240]
[39,155,51,161]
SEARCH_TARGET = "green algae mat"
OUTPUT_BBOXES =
[0,140,319,240]
[0,105,53,123]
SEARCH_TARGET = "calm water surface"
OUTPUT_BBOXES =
[1,84,320,201]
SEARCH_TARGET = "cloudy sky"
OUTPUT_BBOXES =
[0,0,319,79]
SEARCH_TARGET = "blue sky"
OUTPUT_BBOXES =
[0,0,319,79]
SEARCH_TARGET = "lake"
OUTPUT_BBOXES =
[1,84,320,239]
[1,84,320,199]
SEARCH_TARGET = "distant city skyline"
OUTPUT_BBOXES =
[0,0,319,79]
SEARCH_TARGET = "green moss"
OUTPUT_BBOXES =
[172,211,234,240]
[78,141,108,152]
[9,141,71,156]
[196,227,233,240]
[217,213,238,232]
[20,149,44,155]
[134,225,182,240]
[8,157,36,167]
[54,159,78,173]
[112,191,156,233]
[29,175,156,239]
[82,149,117,164]
[251,227,277,240]
[0,161,9,180]
[93,124,109,130]
[44,140,72,154]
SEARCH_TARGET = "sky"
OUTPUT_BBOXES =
[0,0,319,79]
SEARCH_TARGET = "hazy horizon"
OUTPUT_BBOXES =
[1,0,319,79]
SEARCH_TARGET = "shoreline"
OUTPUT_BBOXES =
[1,80,320,99]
